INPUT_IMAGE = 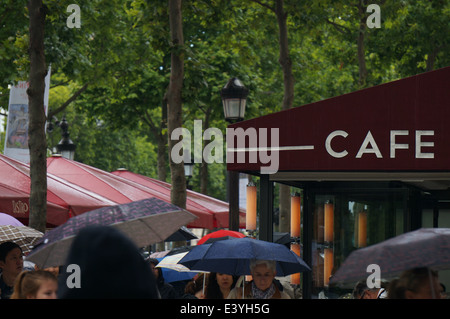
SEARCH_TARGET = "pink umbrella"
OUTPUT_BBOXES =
[0,212,24,226]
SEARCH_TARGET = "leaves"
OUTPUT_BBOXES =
[1,0,448,199]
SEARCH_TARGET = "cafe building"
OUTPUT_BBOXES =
[226,66,450,298]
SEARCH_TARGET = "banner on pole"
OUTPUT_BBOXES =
[4,68,51,163]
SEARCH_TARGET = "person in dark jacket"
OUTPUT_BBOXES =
[58,225,159,299]
[146,258,179,299]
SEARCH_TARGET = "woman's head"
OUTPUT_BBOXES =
[11,270,58,299]
[185,273,208,299]
[388,267,441,299]
[249,259,277,291]
[205,272,237,299]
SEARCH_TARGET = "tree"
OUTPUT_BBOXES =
[167,0,186,209]
[251,0,295,232]
[27,0,48,232]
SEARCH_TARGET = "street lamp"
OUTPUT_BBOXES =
[221,78,249,122]
[56,117,76,160]
[222,78,248,231]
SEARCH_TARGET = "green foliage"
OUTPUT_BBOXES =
[1,0,448,199]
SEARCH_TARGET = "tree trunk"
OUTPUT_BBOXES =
[167,0,186,209]
[200,108,211,195]
[275,0,294,111]
[357,0,368,88]
[426,46,438,72]
[157,97,168,181]
[27,0,48,232]
[275,0,293,233]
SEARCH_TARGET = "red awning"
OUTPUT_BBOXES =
[111,169,246,229]
[47,156,236,229]
[0,154,116,227]
[226,67,450,186]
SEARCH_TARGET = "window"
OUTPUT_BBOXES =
[310,188,406,298]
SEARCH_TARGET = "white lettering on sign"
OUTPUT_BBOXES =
[356,131,383,158]
[390,130,409,158]
[416,130,434,159]
[326,130,435,159]
[325,130,348,158]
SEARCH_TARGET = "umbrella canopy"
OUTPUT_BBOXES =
[0,225,43,254]
[26,197,197,268]
[165,226,198,242]
[156,252,195,273]
[330,228,450,287]
[0,154,116,227]
[197,229,246,245]
[47,156,214,229]
[111,168,247,229]
[179,237,311,276]
[0,212,24,226]
[155,252,200,283]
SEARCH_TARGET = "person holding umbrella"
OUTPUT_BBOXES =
[146,257,179,299]
[0,242,23,299]
[227,260,291,299]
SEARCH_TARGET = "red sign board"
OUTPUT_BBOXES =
[227,67,450,173]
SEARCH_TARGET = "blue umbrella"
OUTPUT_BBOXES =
[156,257,197,283]
[179,237,310,276]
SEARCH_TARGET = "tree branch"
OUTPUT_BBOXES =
[47,83,89,119]
[326,19,351,35]
[250,0,275,13]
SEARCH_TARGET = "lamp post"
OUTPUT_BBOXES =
[221,78,248,231]
[56,117,76,160]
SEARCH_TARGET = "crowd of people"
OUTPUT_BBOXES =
[0,225,447,299]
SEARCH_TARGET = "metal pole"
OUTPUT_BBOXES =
[228,170,240,231]
[259,174,273,242]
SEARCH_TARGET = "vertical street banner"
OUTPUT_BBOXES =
[4,67,51,163]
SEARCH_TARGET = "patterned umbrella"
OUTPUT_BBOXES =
[330,228,450,287]
[0,225,43,254]
[26,197,197,268]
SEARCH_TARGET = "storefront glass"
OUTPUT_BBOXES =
[311,188,406,298]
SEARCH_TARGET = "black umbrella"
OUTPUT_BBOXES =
[165,226,197,242]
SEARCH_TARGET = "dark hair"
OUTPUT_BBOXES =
[205,272,238,299]
[0,242,22,262]
[388,267,438,299]
[352,280,368,299]
[185,273,208,295]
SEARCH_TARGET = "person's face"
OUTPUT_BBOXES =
[361,288,380,299]
[405,276,442,299]
[251,264,275,291]
[0,247,23,277]
[28,279,58,299]
[150,263,159,279]
[216,273,233,290]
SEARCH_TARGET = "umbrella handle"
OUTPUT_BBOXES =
[203,274,206,296]
[236,275,245,299]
